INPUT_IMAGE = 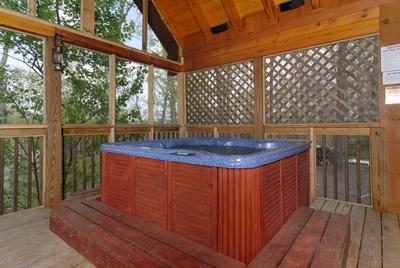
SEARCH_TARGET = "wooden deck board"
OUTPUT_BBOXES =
[358,208,382,268]
[0,198,399,268]
[382,213,400,268]
[0,207,94,268]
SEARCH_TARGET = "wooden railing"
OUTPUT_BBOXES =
[186,125,254,139]
[0,126,45,215]
[264,124,381,206]
[61,124,180,199]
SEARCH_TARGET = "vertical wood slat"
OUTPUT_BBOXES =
[13,137,19,212]
[356,136,361,203]
[322,135,327,198]
[39,136,44,206]
[333,136,338,200]
[108,54,116,144]
[62,136,67,200]
[28,0,37,16]
[27,137,33,208]
[142,0,148,51]
[344,136,349,201]
[0,138,4,215]
[72,136,77,193]
[90,136,95,189]
[82,137,87,190]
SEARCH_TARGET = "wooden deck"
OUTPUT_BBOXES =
[0,198,399,268]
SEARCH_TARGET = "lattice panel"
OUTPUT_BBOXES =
[186,61,254,124]
[265,35,380,124]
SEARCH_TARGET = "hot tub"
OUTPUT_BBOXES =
[101,138,310,264]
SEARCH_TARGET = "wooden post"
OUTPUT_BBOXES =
[28,0,36,16]
[370,127,387,210]
[81,0,95,34]
[142,0,148,51]
[309,127,316,202]
[108,55,116,143]
[254,57,265,140]
[43,37,62,208]
[177,72,187,138]
[379,0,400,213]
[148,65,155,140]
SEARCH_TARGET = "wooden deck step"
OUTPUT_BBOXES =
[248,207,350,268]
[50,191,245,268]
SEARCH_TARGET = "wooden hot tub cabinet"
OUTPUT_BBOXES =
[101,151,309,264]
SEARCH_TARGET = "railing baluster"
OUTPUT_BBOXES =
[91,136,95,189]
[0,138,4,215]
[72,136,77,193]
[27,137,33,209]
[356,136,361,203]
[82,136,86,191]
[333,136,338,200]
[13,138,19,212]
[322,135,327,198]
[344,136,349,201]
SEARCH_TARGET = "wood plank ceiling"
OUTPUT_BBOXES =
[152,0,362,46]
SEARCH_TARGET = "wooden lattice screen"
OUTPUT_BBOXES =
[265,35,380,124]
[186,61,254,125]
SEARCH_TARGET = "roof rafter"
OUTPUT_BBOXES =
[221,0,242,32]
[184,0,214,42]
[262,0,279,24]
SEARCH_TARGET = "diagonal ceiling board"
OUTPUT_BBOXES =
[221,0,242,32]
[184,0,214,42]
[151,0,185,50]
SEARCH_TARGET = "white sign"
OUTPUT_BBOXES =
[385,86,400,104]
[381,44,400,72]
[383,70,400,85]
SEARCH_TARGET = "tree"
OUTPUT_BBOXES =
[0,0,152,210]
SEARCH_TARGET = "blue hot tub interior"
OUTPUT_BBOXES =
[101,138,310,168]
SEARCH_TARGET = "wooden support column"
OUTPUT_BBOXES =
[142,0,148,51]
[81,0,95,34]
[148,65,155,140]
[108,55,116,143]
[309,127,316,202]
[380,0,400,213]
[28,0,36,16]
[177,72,187,138]
[370,127,387,210]
[254,57,265,140]
[44,37,62,208]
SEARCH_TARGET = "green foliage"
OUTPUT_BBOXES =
[0,0,28,13]
[37,0,81,29]
[0,1,176,214]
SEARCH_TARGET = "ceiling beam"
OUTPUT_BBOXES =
[311,0,323,10]
[262,0,279,24]
[221,0,242,32]
[184,0,214,42]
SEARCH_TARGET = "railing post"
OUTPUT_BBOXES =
[108,54,116,143]
[148,65,155,140]
[370,127,387,211]
[43,36,62,208]
[254,57,265,140]
[178,72,187,138]
[309,127,316,202]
